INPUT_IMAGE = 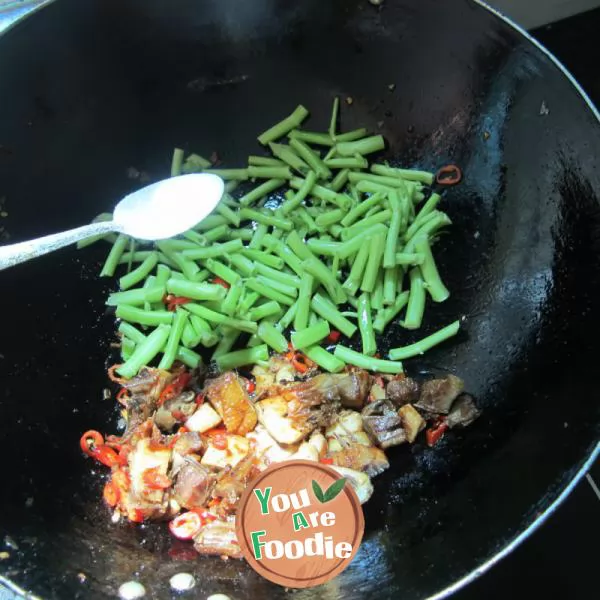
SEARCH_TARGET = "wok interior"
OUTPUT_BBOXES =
[0,0,599,598]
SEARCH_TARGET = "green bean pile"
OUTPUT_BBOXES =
[85,100,460,379]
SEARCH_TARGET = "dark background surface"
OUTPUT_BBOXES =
[456,10,600,600]
[0,2,598,599]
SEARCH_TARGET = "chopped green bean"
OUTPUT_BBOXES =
[383,189,402,268]
[258,105,309,145]
[325,156,368,169]
[356,293,377,356]
[176,346,202,368]
[291,320,330,350]
[306,239,342,256]
[246,278,294,306]
[118,250,155,265]
[328,168,350,192]
[340,192,385,227]
[336,135,385,157]
[239,207,292,230]
[107,285,165,306]
[194,215,229,231]
[360,233,385,293]
[183,153,211,171]
[333,345,403,374]
[383,266,399,306]
[344,209,392,240]
[118,322,147,345]
[303,257,346,304]
[311,293,357,338]
[204,259,241,285]
[225,253,254,278]
[185,303,257,333]
[288,130,334,146]
[342,243,370,296]
[337,224,387,259]
[371,164,435,185]
[371,272,384,311]
[238,291,261,315]
[248,165,293,179]
[117,324,172,378]
[241,248,284,269]
[158,309,188,369]
[216,201,241,227]
[216,344,269,371]
[389,320,460,360]
[277,302,298,331]
[262,234,304,275]
[248,300,282,321]
[403,268,426,330]
[212,327,241,358]
[289,137,332,180]
[254,263,300,287]
[157,242,199,280]
[239,178,286,207]
[395,252,424,265]
[334,128,368,143]
[249,155,286,167]
[329,97,340,138]
[403,212,452,253]
[372,291,408,332]
[294,272,314,331]
[181,238,243,260]
[100,234,128,277]
[257,322,288,353]
[415,237,450,302]
[171,148,185,177]
[268,142,310,175]
[155,264,171,287]
[315,209,344,228]
[166,279,227,302]
[348,171,408,189]
[304,345,345,373]
[120,337,136,361]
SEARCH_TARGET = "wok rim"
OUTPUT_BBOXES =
[0,1,598,598]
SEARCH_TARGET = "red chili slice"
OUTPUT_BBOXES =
[103,481,120,507]
[246,380,256,394]
[436,164,462,186]
[320,458,334,465]
[212,277,230,289]
[142,467,172,490]
[169,511,203,540]
[326,330,341,344]
[426,422,449,447]
[80,430,104,456]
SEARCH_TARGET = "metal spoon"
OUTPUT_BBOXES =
[0,173,225,271]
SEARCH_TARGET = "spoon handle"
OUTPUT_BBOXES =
[0,221,120,271]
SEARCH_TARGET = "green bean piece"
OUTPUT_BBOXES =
[181,238,243,260]
[348,171,407,190]
[185,303,257,333]
[227,253,255,278]
[247,165,293,179]
[126,240,137,273]
[199,224,230,243]
[176,346,202,368]
[117,324,172,378]
[226,229,253,242]
[239,179,286,207]
[383,266,399,306]
[306,239,342,256]
[403,212,452,253]
[395,253,424,265]
[182,153,212,171]
[257,322,289,353]
[328,168,350,192]
[389,320,460,360]
[204,259,241,285]
[202,168,249,181]
[295,206,319,233]
[212,327,241,358]
[239,207,293,231]
[166,279,227,302]
[360,233,385,293]
[224,180,240,194]
[357,293,377,356]
[116,304,172,328]
[315,209,344,228]
[334,128,368,143]
[415,237,450,302]
[107,285,165,307]
[383,190,402,269]
[340,192,385,227]
[311,293,357,338]
[281,171,317,215]
[158,309,188,369]
[246,278,294,306]
[248,155,286,167]
[336,135,385,157]
[372,291,410,333]
[258,105,309,146]
[302,345,343,372]
[254,263,300,287]
[189,314,218,347]
[412,192,442,226]
[277,302,298,331]
[268,142,310,175]
[216,344,269,371]
[371,272,385,310]
[403,268,426,329]
[157,242,199,281]
[343,209,392,241]
[241,248,284,269]
[216,201,241,227]
[117,250,155,265]
[289,137,332,180]
[238,291,261,315]
[168,271,185,281]
[193,269,211,283]
[170,147,185,177]
[120,337,136,362]
[303,257,346,304]
[356,180,394,195]
[371,164,435,185]
[329,96,340,138]
[248,300,282,321]
[337,224,387,260]
[118,322,147,345]
[334,345,403,374]
[288,130,334,146]
[291,320,330,350]
[249,223,269,249]
[100,234,129,277]
[116,252,157,290]
[262,234,304,275]
[194,215,229,231]
[181,320,201,348]
[155,264,171,287]
[294,272,314,331]
[256,274,297,299]
[159,239,199,251]
[404,209,442,241]
[325,156,368,169]
[342,243,370,295]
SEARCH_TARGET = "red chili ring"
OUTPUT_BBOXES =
[436,164,463,186]
[80,430,104,456]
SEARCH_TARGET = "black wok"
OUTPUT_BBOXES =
[0,0,599,598]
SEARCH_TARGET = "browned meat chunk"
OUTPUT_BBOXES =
[171,431,205,456]
[330,445,389,477]
[308,370,372,409]
[386,376,420,407]
[205,373,257,435]
[153,391,196,432]
[446,394,480,428]
[399,404,426,443]
[173,457,216,510]
[212,456,259,506]
[193,518,242,559]
[415,375,464,414]
[362,399,407,448]
[124,368,172,434]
